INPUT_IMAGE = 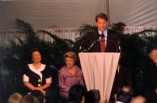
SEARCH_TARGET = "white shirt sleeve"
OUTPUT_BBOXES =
[23,74,29,82]
[46,76,52,83]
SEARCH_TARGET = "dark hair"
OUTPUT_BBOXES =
[85,90,100,103]
[19,94,39,103]
[29,48,43,63]
[69,84,86,103]
[30,48,41,57]
[112,22,126,34]
[95,13,108,22]
[116,86,133,103]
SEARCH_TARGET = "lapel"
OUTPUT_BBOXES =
[106,29,111,51]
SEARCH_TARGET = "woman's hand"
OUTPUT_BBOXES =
[35,86,44,90]
[34,87,46,95]
[35,87,42,90]
[40,90,46,95]
[33,83,51,95]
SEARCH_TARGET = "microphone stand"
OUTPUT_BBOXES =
[115,40,121,52]
[80,36,99,53]
[80,40,97,52]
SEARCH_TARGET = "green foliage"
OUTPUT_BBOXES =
[10,18,75,68]
[0,18,75,101]
[119,30,157,95]
[1,19,157,101]
[78,23,97,36]
[74,23,97,52]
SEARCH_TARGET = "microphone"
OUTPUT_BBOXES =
[115,40,121,52]
[79,39,84,52]
[80,40,97,52]
[80,34,100,52]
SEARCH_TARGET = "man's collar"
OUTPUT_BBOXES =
[98,29,107,36]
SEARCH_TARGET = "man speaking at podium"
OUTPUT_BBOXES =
[79,13,122,102]
[81,13,120,52]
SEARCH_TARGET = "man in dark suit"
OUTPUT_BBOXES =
[82,13,120,52]
[144,49,157,102]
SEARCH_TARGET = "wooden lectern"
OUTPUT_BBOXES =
[79,53,120,103]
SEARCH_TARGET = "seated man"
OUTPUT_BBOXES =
[85,89,100,103]
[8,92,22,103]
[68,84,86,103]
[115,85,133,103]
[144,48,157,103]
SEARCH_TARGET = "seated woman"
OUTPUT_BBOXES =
[23,48,59,103]
[58,51,85,103]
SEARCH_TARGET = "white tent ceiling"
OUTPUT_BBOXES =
[110,0,157,26]
[0,0,157,30]
[0,0,106,30]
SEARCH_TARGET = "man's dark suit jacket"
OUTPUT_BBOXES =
[144,61,157,102]
[145,62,157,93]
[81,29,120,52]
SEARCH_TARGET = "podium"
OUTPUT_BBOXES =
[79,53,120,102]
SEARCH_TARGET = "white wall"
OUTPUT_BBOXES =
[0,0,107,30]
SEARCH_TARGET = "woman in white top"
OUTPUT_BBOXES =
[23,48,59,103]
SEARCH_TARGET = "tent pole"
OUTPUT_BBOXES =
[106,0,111,25]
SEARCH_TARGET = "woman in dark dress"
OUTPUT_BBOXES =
[23,48,59,103]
